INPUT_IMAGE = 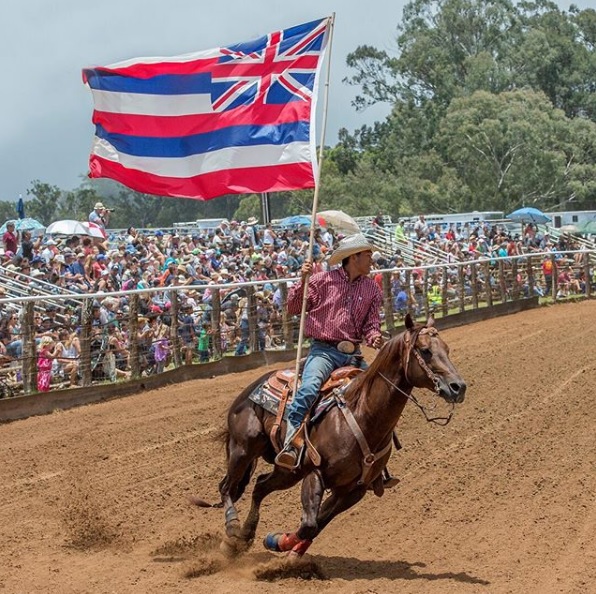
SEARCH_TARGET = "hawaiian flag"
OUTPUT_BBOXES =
[82,18,330,200]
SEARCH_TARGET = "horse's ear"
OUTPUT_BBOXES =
[405,313,414,330]
[426,316,435,328]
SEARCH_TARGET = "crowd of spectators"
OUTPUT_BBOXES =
[0,215,339,389]
[0,210,594,393]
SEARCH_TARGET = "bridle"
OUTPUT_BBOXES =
[378,326,454,426]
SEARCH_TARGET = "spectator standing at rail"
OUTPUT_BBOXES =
[394,220,407,244]
[37,336,55,392]
[413,215,428,240]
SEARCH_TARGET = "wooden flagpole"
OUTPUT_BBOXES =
[291,13,336,394]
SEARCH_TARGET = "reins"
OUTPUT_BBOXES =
[378,327,455,426]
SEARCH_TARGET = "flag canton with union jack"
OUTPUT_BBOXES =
[212,19,328,111]
[83,18,330,200]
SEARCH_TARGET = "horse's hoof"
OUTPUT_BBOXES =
[220,537,245,558]
[225,519,242,540]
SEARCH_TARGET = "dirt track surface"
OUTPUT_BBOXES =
[1,301,595,594]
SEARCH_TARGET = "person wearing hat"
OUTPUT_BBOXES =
[89,202,112,231]
[275,233,388,476]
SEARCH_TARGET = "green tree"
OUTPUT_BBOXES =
[26,181,62,225]
[437,89,596,212]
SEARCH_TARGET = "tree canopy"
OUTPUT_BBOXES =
[3,0,594,226]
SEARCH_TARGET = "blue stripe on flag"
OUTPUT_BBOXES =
[95,121,310,158]
[84,71,212,95]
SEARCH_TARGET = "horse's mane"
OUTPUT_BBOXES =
[343,330,408,406]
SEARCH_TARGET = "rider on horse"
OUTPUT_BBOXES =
[275,233,397,488]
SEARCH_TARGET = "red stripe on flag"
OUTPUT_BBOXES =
[92,101,311,137]
[88,155,315,200]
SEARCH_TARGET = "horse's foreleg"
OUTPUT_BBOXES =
[242,468,301,544]
[313,485,368,536]
[263,470,324,559]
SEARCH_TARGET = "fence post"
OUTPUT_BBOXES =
[79,298,93,386]
[169,291,182,367]
[441,264,449,317]
[583,252,591,298]
[483,260,493,308]
[128,294,141,379]
[247,286,257,353]
[423,268,430,319]
[470,263,479,309]
[211,288,222,360]
[382,272,395,335]
[551,254,558,300]
[279,282,293,350]
[404,270,414,317]
[458,264,466,313]
[511,259,520,300]
[21,301,36,395]
[527,256,535,298]
[498,260,507,303]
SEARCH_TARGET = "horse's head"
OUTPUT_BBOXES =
[402,314,466,403]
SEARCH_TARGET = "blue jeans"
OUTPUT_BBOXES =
[285,341,365,441]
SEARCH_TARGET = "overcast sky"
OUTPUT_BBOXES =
[1,0,589,201]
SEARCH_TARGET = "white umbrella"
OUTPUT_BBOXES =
[316,210,360,234]
[45,220,94,236]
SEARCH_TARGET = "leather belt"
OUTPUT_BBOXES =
[314,339,358,355]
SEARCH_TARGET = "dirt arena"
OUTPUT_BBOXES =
[1,300,595,594]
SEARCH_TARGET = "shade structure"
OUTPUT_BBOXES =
[316,210,360,234]
[578,220,596,235]
[45,220,96,236]
[507,207,551,224]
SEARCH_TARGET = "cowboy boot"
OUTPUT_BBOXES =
[275,422,302,470]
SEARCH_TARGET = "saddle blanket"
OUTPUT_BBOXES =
[248,380,338,422]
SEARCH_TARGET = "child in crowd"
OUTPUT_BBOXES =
[37,336,55,392]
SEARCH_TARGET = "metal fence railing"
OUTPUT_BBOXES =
[0,250,593,398]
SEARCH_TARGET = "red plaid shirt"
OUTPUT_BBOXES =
[288,267,382,346]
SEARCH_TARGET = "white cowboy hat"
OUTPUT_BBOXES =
[328,233,374,266]
[246,216,258,226]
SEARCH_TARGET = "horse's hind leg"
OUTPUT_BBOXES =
[219,439,260,542]
[241,467,302,544]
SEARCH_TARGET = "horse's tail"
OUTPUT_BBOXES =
[188,427,230,509]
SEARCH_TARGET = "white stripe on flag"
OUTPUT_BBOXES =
[91,137,314,177]
[90,90,213,116]
[103,47,221,69]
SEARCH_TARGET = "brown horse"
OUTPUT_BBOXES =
[196,315,466,559]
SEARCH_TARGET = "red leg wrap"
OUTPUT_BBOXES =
[278,532,301,552]
[289,539,312,558]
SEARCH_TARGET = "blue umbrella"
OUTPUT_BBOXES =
[507,207,551,224]
[278,215,312,228]
[0,218,45,235]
